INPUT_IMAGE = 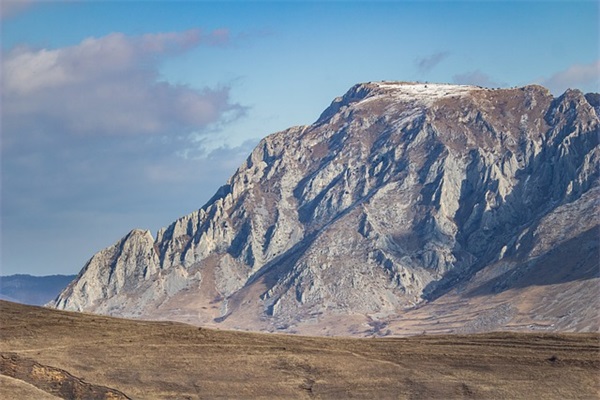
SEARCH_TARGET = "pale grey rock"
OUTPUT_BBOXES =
[52,229,159,312]
[49,82,599,336]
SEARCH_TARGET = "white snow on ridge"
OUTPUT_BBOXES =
[372,81,482,106]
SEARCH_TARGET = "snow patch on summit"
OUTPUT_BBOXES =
[374,81,480,106]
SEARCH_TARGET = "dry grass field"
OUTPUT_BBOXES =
[0,300,598,399]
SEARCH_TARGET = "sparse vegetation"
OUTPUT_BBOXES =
[1,301,598,399]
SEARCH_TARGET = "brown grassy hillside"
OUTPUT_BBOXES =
[1,300,598,399]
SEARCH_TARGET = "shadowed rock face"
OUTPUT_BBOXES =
[49,82,599,335]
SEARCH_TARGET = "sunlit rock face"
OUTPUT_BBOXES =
[50,82,599,336]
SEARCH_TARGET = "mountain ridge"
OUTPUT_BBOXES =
[0,274,76,306]
[49,81,600,336]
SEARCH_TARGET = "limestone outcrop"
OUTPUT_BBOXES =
[49,82,599,335]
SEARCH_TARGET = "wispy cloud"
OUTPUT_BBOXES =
[541,60,600,94]
[415,51,450,73]
[0,0,33,20]
[452,70,506,88]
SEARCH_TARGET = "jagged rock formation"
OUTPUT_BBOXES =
[49,82,600,336]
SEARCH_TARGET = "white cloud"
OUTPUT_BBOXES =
[541,60,600,94]
[1,29,242,137]
[3,29,223,95]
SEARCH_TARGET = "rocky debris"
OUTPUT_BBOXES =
[49,81,599,336]
[0,353,130,400]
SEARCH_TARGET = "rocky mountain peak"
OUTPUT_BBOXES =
[49,81,599,336]
[317,81,483,124]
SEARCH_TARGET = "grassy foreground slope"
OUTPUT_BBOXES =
[0,300,598,399]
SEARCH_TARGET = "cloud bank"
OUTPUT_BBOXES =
[2,29,242,139]
[541,60,600,94]
[1,29,254,274]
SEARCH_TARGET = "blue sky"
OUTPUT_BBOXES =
[1,0,598,276]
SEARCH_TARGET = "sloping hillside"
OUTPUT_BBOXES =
[2,301,599,399]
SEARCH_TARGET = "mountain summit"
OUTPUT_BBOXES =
[50,82,599,336]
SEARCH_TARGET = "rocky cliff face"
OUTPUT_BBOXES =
[50,82,599,336]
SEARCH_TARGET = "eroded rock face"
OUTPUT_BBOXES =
[49,82,599,335]
[0,353,131,399]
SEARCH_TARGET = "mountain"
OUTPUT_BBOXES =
[49,82,600,336]
[0,275,76,306]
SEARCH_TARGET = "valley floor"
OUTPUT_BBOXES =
[0,300,598,399]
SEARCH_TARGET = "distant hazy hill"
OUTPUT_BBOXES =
[0,275,76,306]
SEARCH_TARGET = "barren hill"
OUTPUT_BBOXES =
[49,82,599,336]
[2,300,599,399]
